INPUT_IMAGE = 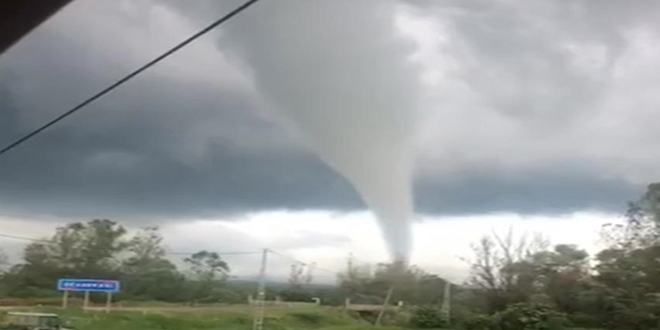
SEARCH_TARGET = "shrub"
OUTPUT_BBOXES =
[289,311,325,325]
[494,303,567,330]
[461,314,493,330]
[566,312,602,329]
[410,306,447,328]
[604,303,659,330]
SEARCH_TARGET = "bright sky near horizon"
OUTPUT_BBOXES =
[0,211,619,283]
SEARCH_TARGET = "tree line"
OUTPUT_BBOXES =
[0,222,235,303]
[2,183,660,329]
[449,183,660,329]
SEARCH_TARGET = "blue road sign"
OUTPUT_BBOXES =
[57,279,120,292]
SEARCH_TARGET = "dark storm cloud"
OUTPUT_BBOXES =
[0,0,647,222]
[417,169,638,216]
[0,75,363,219]
[0,0,361,220]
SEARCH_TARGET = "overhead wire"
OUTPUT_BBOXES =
[268,249,342,276]
[0,232,51,243]
[0,232,261,256]
[1,232,362,277]
[0,0,262,157]
[166,250,262,256]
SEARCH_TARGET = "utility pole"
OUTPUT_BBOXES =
[253,248,268,330]
[440,281,451,325]
[83,291,89,312]
[375,286,394,326]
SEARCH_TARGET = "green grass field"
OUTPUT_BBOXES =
[0,306,410,330]
[0,306,607,330]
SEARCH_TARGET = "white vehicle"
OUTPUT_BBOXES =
[1,312,74,330]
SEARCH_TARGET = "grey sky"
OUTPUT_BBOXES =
[1,0,658,224]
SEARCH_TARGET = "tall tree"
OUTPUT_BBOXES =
[281,263,314,302]
[590,184,660,328]
[338,262,374,302]
[287,263,306,289]
[121,227,184,301]
[0,249,8,295]
[465,230,550,313]
[184,251,229,282]
[338,260,449,306]
[1,220,127,296]
[26,219,127,275]
[0,248,7,271]
[513,244,590,312]
[184,250,230,302]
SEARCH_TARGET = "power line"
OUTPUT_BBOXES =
[0,232,261,257]
[167,250,262,256]
[268,249,342,276]
[0,233,51,243]
[314,266,342,276]
[268,249,305,264]
[0,232,352,276]
[0,0,262,158]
